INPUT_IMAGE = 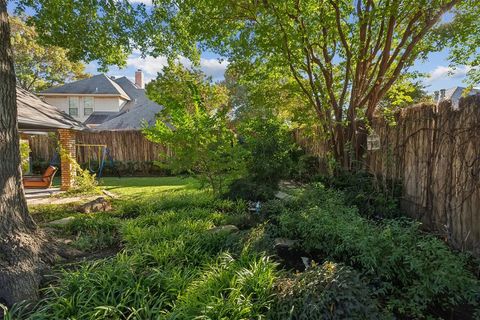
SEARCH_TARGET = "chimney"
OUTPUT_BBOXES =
[440,89,446,100]
[135,69,144,89]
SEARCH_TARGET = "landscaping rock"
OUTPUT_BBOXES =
[209,225,239,234]
[48,216,75,226]
[275,191,294,200]
[274,238,297,250]
[77,197,112,213]
[102,190,119,199]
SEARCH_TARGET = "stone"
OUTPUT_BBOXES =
[274,238,297,250]
[275,191,294,200]
[77,197,112,213]
[209,225,239,234]
[102,190,119,199]
[48,216,75,226]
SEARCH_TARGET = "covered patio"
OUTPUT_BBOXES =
[16,86,85,192]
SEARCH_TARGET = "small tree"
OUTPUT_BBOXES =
[144,64,245,196]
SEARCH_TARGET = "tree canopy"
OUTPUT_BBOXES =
[10,16,88,91]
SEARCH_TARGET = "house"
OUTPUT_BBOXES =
[39,70,163,129]
[434,86,480,109]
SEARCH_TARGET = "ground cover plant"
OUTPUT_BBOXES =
[264,184,480,318]
[5,177,479,319]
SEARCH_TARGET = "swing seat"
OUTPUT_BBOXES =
[23,166,58,189]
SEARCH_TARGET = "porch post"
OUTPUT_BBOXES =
[58,129,76,191]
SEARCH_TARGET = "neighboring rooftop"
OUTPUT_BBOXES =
[40,74,131,100]
[94,102,163,131]
[84,111,122,127]
[17,86,85,131]
[435,86,480,109]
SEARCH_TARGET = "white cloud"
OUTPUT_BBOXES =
[126,55,169,75]
[427,65,470,83]
[128,0,152,5]
[200,58,229,80]
[126,54,229,82]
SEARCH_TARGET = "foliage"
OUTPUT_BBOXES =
[437,0,480,88]
[144,63,245,196]
[269,261,385,320]
[64,215,120,252]
[319,170,402,219]
[224,63,314,130]
[266,184,480,317]
[19,139,30,174]
[9,16,88,91]
[15,0,199,71]
[226,117,297,201]
[131,0,468,166]
[59,147,101,195]
[9,184,278,319]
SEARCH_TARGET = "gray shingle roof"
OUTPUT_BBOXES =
[93,102,163,131]
[84,111,121,126]
[17,86,85,131]
[40,74,130,100]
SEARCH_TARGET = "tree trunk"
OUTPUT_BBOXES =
[0,0,53,309]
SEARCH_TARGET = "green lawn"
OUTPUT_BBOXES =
[101,176,200,198]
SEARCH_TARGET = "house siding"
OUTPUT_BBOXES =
[42,95,127,122]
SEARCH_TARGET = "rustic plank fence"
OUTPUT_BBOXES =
[295,96,480,255]
[28,130,168,163]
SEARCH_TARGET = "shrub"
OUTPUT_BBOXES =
[224,177,276,201]
[227,117,298,201]
[20,139,31,174]
[319,170,402,219]
[269,261,385,320]
[266,184,480,317]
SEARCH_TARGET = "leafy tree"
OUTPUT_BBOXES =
[144,63,245,195]
[438,0,480,87]
[10,16,88,91]
[143,0,469,168]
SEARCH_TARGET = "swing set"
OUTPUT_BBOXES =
[75,143,120,178]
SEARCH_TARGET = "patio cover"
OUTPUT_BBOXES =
[16,86,85,131]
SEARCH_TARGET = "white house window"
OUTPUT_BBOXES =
[68,97,79,116]
[84,96,94,116]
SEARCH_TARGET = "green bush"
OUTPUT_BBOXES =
[227,117,298,201]
[224,177,276,201]
[266,184,480,317]
[319,170,402,219]
[269,261,385,320]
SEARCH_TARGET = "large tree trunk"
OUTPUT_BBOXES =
[0,0,53,309]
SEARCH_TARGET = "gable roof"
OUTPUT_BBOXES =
[93,102,163,131]
[17,86,85,131]
[40,74,130,100]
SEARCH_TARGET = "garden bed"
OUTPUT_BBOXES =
[6,177,479,319]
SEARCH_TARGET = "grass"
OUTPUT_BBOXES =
[8,176,277,319]
[100,176,200,198]
[6,177,479,319]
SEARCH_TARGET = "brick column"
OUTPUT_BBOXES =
[58,129,76,191]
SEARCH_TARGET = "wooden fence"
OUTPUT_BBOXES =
[295,96,480,255]
[28,130,169,163]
